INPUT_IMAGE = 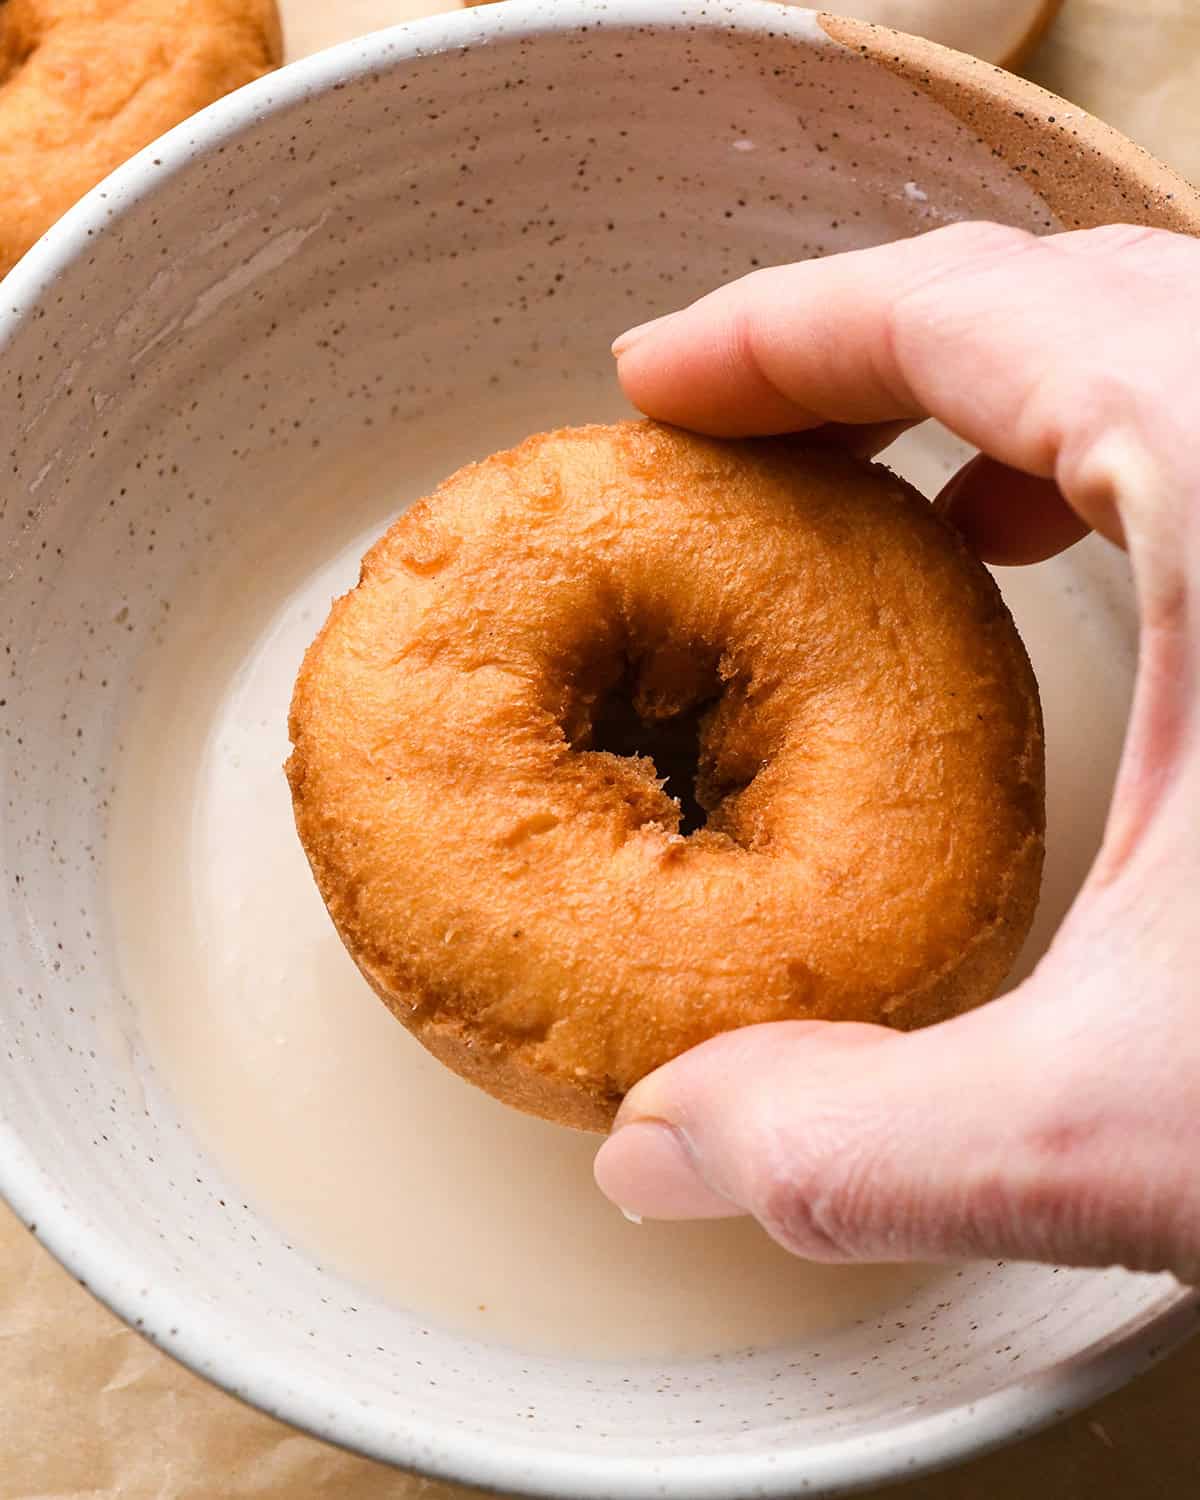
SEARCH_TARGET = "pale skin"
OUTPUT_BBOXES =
[593,222,1200,1282]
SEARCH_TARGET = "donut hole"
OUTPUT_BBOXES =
[570,638,763,839]
[0,4,39,83]
[589,677,713,835]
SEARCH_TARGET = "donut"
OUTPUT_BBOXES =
[0,0,282,277]
[287,422,1044,1131]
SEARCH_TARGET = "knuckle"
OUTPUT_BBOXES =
[897,222,1040,313]
[724,293,792,406]
[928,219,1039,258]
[718,264,783,321]
[886,222,1040,393]
[1054,222,1173,257]
[749,1117,868,1262]
[1052,371,1155,514]
[1072,357,1149,422]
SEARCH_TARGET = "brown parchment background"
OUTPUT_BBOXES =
[4,1,1199,1495]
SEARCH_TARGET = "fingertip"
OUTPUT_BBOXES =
[937,454,1092,565]
[611,312,678,359]
[614,327,817,436]
[593,1119,738,1221]
[612,276,830,435]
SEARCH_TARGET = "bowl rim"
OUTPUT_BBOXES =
[2,1,1198,1494]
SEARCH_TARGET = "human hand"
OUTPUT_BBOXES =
[594,222,1200,1281]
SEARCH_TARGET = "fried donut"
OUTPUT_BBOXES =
[288,422,1044,1131]
[0,0,282,277]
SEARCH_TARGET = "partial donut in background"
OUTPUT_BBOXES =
[287,421,1046,1131]
[0,0,282,277]
[827,0,1064,69]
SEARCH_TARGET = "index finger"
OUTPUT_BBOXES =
[612,221,1195,548]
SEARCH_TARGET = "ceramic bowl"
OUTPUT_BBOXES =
[1,3,1198,1495]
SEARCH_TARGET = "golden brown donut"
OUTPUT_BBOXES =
[288,422,1044,1131]
[0,0,282,277]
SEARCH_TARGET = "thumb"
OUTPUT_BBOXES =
[592,989,1195,1275]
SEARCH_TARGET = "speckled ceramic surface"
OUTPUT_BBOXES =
[1,3,1198,1496]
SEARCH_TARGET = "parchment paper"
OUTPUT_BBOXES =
[4,1,1199,1495]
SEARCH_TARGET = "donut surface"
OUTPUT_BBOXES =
[0,0,282,277]
[288,422,1044,1131]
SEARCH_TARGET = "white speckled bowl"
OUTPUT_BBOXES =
[1,3,1198,1495]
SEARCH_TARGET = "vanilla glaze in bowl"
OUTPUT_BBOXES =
[2,3,1199,1494]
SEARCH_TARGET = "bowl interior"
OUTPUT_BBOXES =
[0,4,1195,1496]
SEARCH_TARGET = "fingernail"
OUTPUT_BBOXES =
[593,1120,736,1220]
[611,312,677,358]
